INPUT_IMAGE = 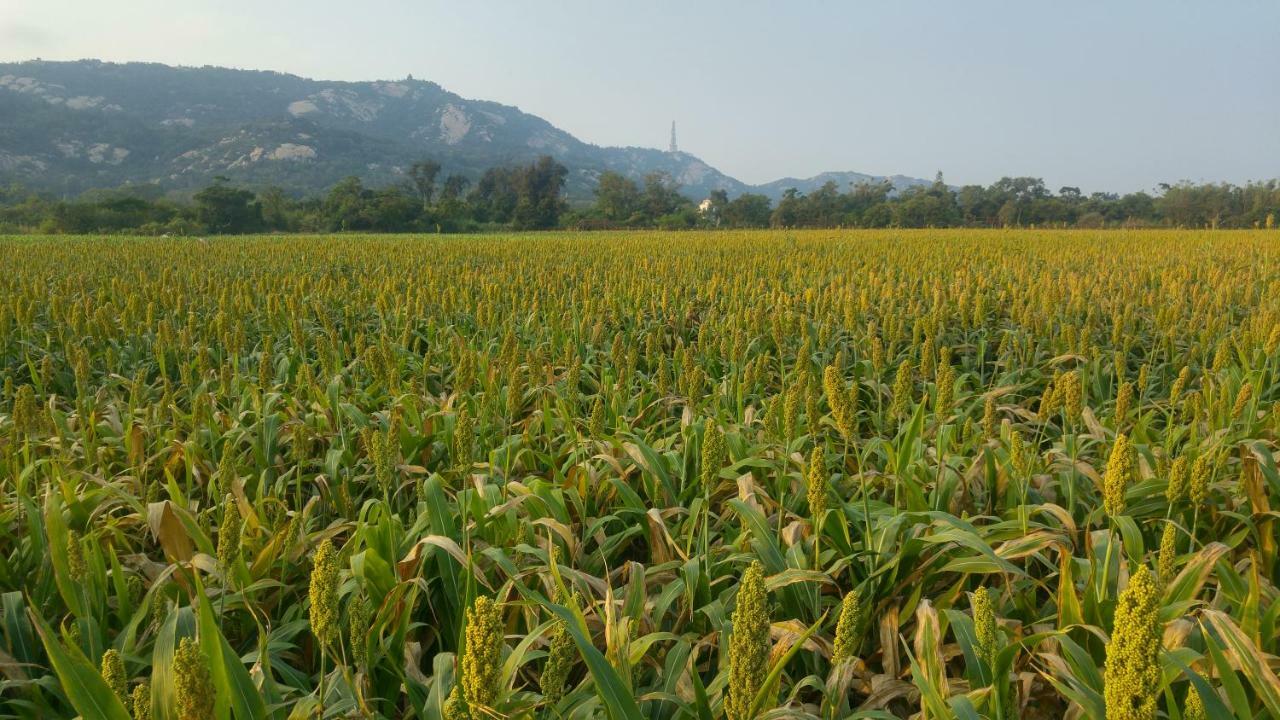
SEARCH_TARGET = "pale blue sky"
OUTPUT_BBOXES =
[2,1,1277,192]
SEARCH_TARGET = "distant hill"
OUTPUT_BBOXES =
[0,59,930,201]
[753,171,935,199]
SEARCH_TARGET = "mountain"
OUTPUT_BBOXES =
[0,59,927,201]
[754,171,934,199]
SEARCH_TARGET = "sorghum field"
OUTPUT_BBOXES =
[1,230,1278,720]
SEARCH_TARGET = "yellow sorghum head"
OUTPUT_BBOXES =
[934,362,956,419]
[1211,341,1230,372]
[972,587,997,667]
[832,588,863,665]
[1063,370,1083,421]
[101,648,127,702]
[444,686,467,720]
[1038,378,1059,420]
[1181,390,1202,422]
[1104,434,1135,518]
[1231,382,1252,420]
[1157,523,1178,586]
[1114,381,1134,425]
[822,364,857,440]
[1183,685,1207,720]
[309,539,340,649]
[982,395,997,440]
[700,420,725,493]
[1137,364,1150,394]
[458,596,504,717]
[174,637,215,720]
[1267,325,1280,356]
[1103,565,1161,720]
[890,361,913,419]
[1009,431,1030,480]
[131,680,151,720]
[1189,454,1211,506]
[540,621,575,705]
[1165,454,1190,506]
[806,445,827,520]
[1169,367,1190,404]
[726,561,770,720]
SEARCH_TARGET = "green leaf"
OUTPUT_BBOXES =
[193,574,269,720]
[28,606,132,720]
[518,583,644,720]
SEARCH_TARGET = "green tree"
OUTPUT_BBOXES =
[594,171,642,223]
[512,156,568,230]
[722,193,772,228]
[408,160,442,211]
[193,177,262,234]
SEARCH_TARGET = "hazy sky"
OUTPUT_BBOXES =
[3,1,1277,192]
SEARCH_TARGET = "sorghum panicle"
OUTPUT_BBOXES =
[726,561,770,720]
[1103,566,1161,720]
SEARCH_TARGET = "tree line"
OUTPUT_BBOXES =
[1,160,1277,234]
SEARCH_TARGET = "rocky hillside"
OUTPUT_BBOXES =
[0,60,926,201]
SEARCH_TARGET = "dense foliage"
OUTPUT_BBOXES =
[2,172,1278,235]
[0,230,1278,720]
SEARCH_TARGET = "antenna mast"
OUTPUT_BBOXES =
[669,121,678,153]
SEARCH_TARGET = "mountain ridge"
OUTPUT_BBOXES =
[0,59,931,201]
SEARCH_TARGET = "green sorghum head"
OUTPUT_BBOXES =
[822,364,857,440]
[1158,522,1178,586]
[972,587,998,668]
[309,539,340,650]
[100,648,128,702]
[1103,565,1161,720]
[588,395,606,438]
[349,593,373,668]
[1165,454,1189,506]
[540,620,576,705]
[131,680,152,720]
[806,445,827,520]
[216,497,242,571]
[700,419,724,493]
[453,409,474,465]
[831,589,862,665]
[174,637,215,720]
[66,529,87,583]
[1104,433,1135,518]
[726,561,770,720]
[1189,454,1211,506]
